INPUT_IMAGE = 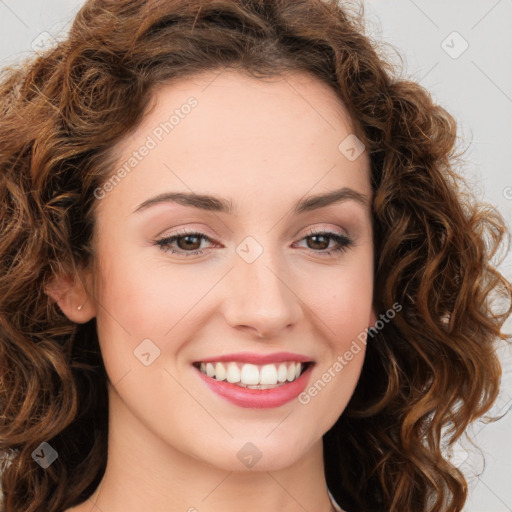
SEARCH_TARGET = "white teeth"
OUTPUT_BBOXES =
[206,362,215,377]
[226,362,241,383]
[197,361,307,386]
[215,362,226,381]
[277,363,288,382]
[259,364,278,385]
[240,364,259,385]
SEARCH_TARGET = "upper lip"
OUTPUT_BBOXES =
[194,352,314,365]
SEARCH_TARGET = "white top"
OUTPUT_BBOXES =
[328,489,346,512]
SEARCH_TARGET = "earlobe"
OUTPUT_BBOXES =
[45,270,96,323]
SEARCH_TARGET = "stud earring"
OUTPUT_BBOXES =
[77,302,86,311]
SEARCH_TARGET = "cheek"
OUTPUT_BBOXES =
[298,258,373,346]
[92,236,203,338]
[91,241,229,385]
[296,269,371,429]
[294,256,372,421]
[301,347,365,438]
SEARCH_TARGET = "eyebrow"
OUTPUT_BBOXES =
[131,186,369,215]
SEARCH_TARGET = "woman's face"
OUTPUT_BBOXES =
[87,70,374,471]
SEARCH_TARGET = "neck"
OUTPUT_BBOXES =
[84,386,335,512]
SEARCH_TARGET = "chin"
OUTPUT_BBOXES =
[188,432,317,473]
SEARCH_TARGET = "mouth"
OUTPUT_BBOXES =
[192,353,315,408]
[192,360,312,389]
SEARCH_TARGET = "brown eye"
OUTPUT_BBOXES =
[154,230,216,257]
[306,234,330,251]
[296,230,353,256]
[175,234,202,251]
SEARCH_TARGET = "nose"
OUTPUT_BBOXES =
[222,251,303,339]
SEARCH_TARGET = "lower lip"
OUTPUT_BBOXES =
[196,365,314,408]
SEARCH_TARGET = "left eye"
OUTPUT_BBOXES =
[155,231,215,256]
[154,229,353,257]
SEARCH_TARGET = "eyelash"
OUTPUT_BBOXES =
[154,228,354,258]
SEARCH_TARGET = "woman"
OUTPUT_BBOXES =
[0,1,510,511]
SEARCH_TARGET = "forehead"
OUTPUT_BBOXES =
[95,70,371,217]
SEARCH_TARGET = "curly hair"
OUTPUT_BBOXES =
[0,0,510,511]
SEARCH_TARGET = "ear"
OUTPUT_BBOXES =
[45,267,96,323]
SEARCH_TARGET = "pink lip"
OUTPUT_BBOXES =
[195,363,314,409]
[196,351,313,365]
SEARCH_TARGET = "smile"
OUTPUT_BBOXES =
[192,352,314,408]
[195,361,308,389]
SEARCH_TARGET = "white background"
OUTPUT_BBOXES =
[1,1,511,511]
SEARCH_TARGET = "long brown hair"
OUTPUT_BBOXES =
[1,1,510,511]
